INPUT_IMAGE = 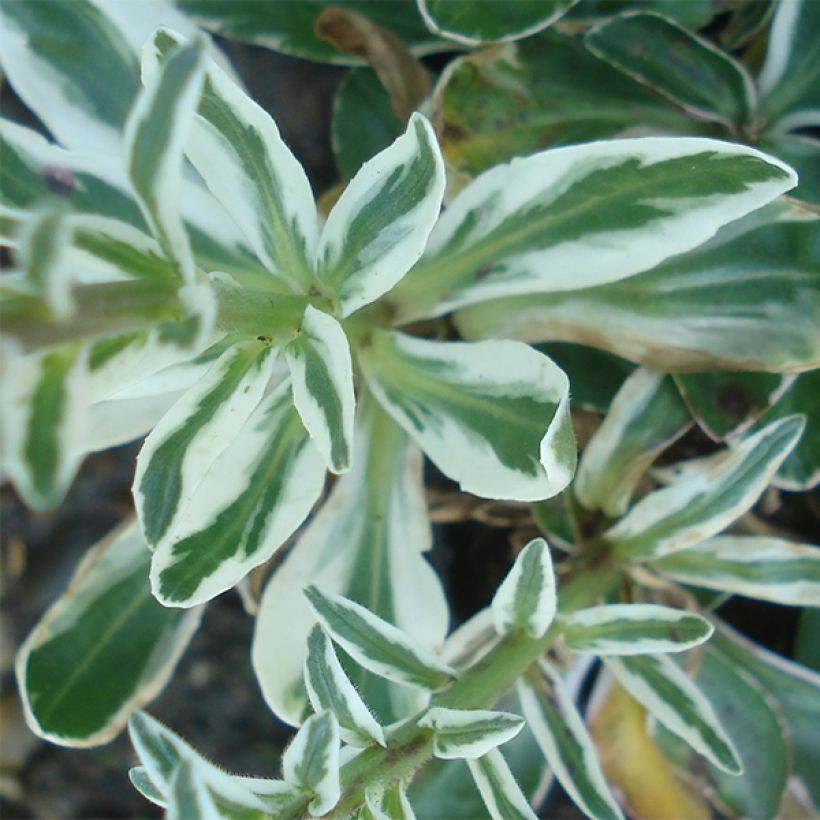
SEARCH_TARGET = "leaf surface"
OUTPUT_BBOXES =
[283,711,341,815]
[419,708,525,760]
[467,749,537,820]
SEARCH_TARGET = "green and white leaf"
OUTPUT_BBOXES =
[124,34,207,283]
[130,766,166,808]
[134,341,276,548]
[605,653,742,774]
[317,113,445,318]
[253,393,448,727]
[517,661,623,819]
[304,626,386,748]
[0,0,138,154]
[1,342,88,510]
[575,368,692,517]
[455,204,820,373]
[151,380,327,607]
[417,0,576,46]
[378,782,417,820]
[418,707,524,760]
[559,604,713,655]
[19,208,74,318]
[653,536,820,607]
[361,332,575,502]
[586,11,756,127]
[286,305,355,473]
[283,710,340,816]
[605,415,805,559]
[143,27,317,289]
[305,586,456,691]
[491,537,556,638]
[441,607,498,670]
[467,749,537,820]
[398,137,795,318]
[167,759,220,820]
[16,522,201,746]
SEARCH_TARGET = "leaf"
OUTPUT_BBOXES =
[129,766,166,808]
[19,208,74,318]
[286,305,355,473]
[124,35,207,284]
[15,522,201,746]
[455,204,820,372]
[397,137,796,318]
[252,392,448,727]
[674,370,793,442]
[134,341,277,548]
[361,331,575,502]
[491,537,556,638]
[380,782,417,819]
[795,608,820,673]
[467,749,537,820]
[652,535,820,607]
[0,0,139,153]
[604,415,804,558]
[758,0,820,130]
[304,586,456,690]
[605,653,741,774]
[567,0,718,29]
[432,30,692,177]
[419,708,524,760]
[143,27,317,290]
[559,604,713,655]
[761,133,820,205]
[517,660,623,819]
[575,368,691,517]
[586,12,756,128]
[175,0,447,64]
[167,759,220,820]
[333,67,404,179]
[317,113,445,318]
[417,0,576,46]
[283,711,341,816]
[304,626,386,748]
[150,380,327,607]
[1,342,87,509]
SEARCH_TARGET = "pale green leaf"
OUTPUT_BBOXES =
[19,208,74,318]
[467,749,537,820]
[605,653,742,774]
[491,537,556,638]
[361,331,575,502]
[605,415,805,558]
[304,626,385,748]
[304,586,456,690]
[653,535,820,607]
[129,766,166,808]
[15,522,201,746]
[575,368,691,517]
[286,305,355,473]
[380,782,417,820]
[517,661,623,819]
[559,604,713,655]
[418,707,524,760]
[167,759,220,820]
[283,710,340,816]
[317,113,445,318]
[253,392,448,727]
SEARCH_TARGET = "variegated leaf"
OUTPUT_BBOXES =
[143,27,317,289]
[151,380,326,607]
[253,393,448,727]
[129,766,166,808]
[396,137,795,318]
[379,782,417,820]
[124,34,207,283]
[559,604,713,655]
[286,305,355,473]
[283,710,341,816]
[575,368,692,517]
[304,626,386,748]
[468,748,537,820]
[1,342,88,510]
[605,654,742,774]
[134,342,276,548]
[317,113,445,317]
[653,535,820,607]
[517,661,623,819]
[492,537,556,638]
[19,208,74,318]
[361,331,575,502]
[605,415,805,559]
[418,707,524,760]
[16,522,201,746]
[455,205,820,373]
[167,759,220,820]
[305,586,456,691]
